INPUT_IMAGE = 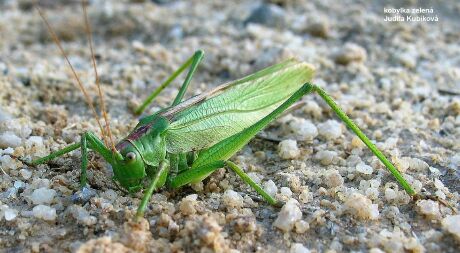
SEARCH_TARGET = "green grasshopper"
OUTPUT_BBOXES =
[30,2,422,219]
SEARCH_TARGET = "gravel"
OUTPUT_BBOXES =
[0,0,459,252]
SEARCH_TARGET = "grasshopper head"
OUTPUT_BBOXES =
[111,141,146,192]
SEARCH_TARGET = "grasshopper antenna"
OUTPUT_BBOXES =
[81,0,116,152]
[35,3,109,148]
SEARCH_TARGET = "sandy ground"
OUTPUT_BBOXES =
[0,0,459,252]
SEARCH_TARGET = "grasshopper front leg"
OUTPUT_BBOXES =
[32,131,113,188]
[136,159,170,219]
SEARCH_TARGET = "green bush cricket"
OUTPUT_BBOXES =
[27,1,445,220]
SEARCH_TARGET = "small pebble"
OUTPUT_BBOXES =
[290,243,310,253]
[263,180,278,197]
[70,205,97,226]
[356,162,373,175]
[314,150,336,165]
[325,169,343,188]
[317,120,342,140]
[278,139,300,159]
[280,187,293,198]
[344,193,379,220]
[25,136,44,148]
[441,215,460,241]
[0,155,18,170]
[334,43,367,65]
[294,220,310,234]
[72,187,97,204]
[179,194,198,216]
[0,131,22,148]
[307,17,329,38]
[222,189,244,209]
[247,172,262,184]
[299,188,312,204]
[245,4,285,28]
[19,169,32,180]
[273,199,302,232]
[14,180,25,189]
[289,243,310,253]
[384,188,397,201]
[4,207,18,221]
[288,118,318,141]
[302,101,322,118]
[33,205,57,221]
[416,200,441,220]
[30,187,56,205]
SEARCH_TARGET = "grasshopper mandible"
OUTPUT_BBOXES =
[30,2,423,219]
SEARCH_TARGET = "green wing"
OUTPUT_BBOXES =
[164,59,315,154]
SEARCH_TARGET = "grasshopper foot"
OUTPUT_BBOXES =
[273,201,285,208]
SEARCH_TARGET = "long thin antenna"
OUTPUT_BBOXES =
[35,4,109,147]
[82,0,116,152]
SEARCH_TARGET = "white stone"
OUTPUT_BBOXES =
[14,180,25,189]
[303,101,322,118]
[33,205,57,221]
[222,189,244,209]
[4,207,18,221]
[20,169,32,180]
[288,118,318,141]
[325,169,343,188]
[344,193,379,220]
[71,205,97,226]
[369,248,385,253]
[0,131,22,148]
[314,150,337,165]
[280,187,293,198]
[318,120,342,140]
[263,180,278,197]
[273,199,302,232]
[334,43,367,64]
[2,147,14,155]
[30,187,56,205]
[450,154,460,169]
[294,220,310,233]
[290,243,310,253]
[247,172,262,184]
[25,136,44,148]
[180,194,198,216]
[416,200,441,219]
[384,188,397,201]
[435,190,446,200]
[278,139,300,159]
[299,188,312,203]
[408,157,429,172]
[356,162,373,175]
[441,215,460,241]
[0,155,18,170]
[434,179,446,191]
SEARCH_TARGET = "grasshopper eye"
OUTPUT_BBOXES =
[125,152,136,161]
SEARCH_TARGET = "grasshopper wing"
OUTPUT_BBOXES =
[163,59,314,154]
